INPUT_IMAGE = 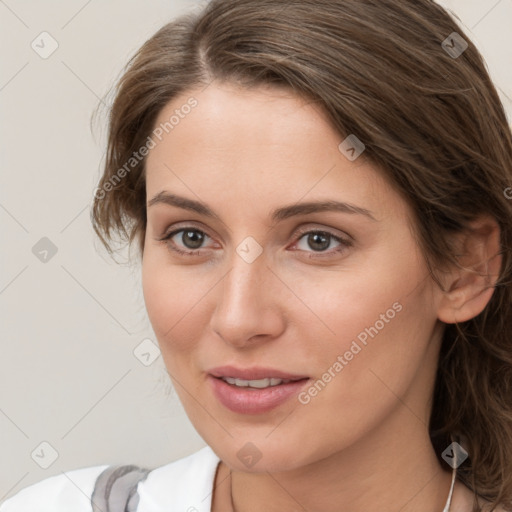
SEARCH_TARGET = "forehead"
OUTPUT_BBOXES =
[144,82,404,220]
[148,82,337,158]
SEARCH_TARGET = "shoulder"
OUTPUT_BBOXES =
[138,446,220,509]
[0,465,108,512]
[0,446,220,512]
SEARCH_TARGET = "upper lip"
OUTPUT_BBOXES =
[208,365,309,381]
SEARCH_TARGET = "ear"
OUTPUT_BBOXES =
[437,215,502,324]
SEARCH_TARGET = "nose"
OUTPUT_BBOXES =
[209,253,286,348]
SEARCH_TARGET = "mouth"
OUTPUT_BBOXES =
[219,376,302,388]
[208,366,310,414]
[209,365,309,382]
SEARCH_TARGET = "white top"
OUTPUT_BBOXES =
[0,446,457,511]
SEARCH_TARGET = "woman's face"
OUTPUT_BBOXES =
[142,82,445,472]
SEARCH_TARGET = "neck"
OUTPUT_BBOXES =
[226,410,452,512]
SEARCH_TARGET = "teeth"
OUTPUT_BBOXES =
[222,377,291,388]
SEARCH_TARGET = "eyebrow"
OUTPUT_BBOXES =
[147,191,377,222]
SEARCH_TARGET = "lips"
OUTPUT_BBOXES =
[208,366,310,414]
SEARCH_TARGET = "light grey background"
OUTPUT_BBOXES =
[1,0,511,502]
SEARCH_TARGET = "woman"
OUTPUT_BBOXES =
[2,0,511,510]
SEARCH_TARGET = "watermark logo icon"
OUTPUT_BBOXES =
[236,237,263,264]
[442,32,468,59]
[338,135,366,161]
[31,32,59,59]
[31,441,59,469]
[133,338,161,366]
[442,442,469,468]
[237,442,262,468]
[32,237,58,263]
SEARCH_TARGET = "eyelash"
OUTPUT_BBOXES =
[158,226,353,259]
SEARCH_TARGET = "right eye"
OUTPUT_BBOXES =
[159,228,215,256]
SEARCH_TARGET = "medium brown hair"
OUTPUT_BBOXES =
[91,1,512,509]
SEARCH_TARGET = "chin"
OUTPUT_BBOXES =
[206,432,321,474]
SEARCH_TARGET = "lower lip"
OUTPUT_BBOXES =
[209,376,310,414]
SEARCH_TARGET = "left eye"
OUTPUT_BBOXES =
[294,231,347,253]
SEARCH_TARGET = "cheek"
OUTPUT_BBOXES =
[291,238,437,386]
[141,250,208,354]
[293,245,429,345]
[294,261,437,422]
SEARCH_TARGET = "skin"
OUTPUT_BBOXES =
[141,81,502,512]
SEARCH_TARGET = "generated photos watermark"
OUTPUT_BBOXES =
[298,301,403,405]
[94,97,198,200]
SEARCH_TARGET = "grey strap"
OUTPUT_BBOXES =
[91,465,151,512]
